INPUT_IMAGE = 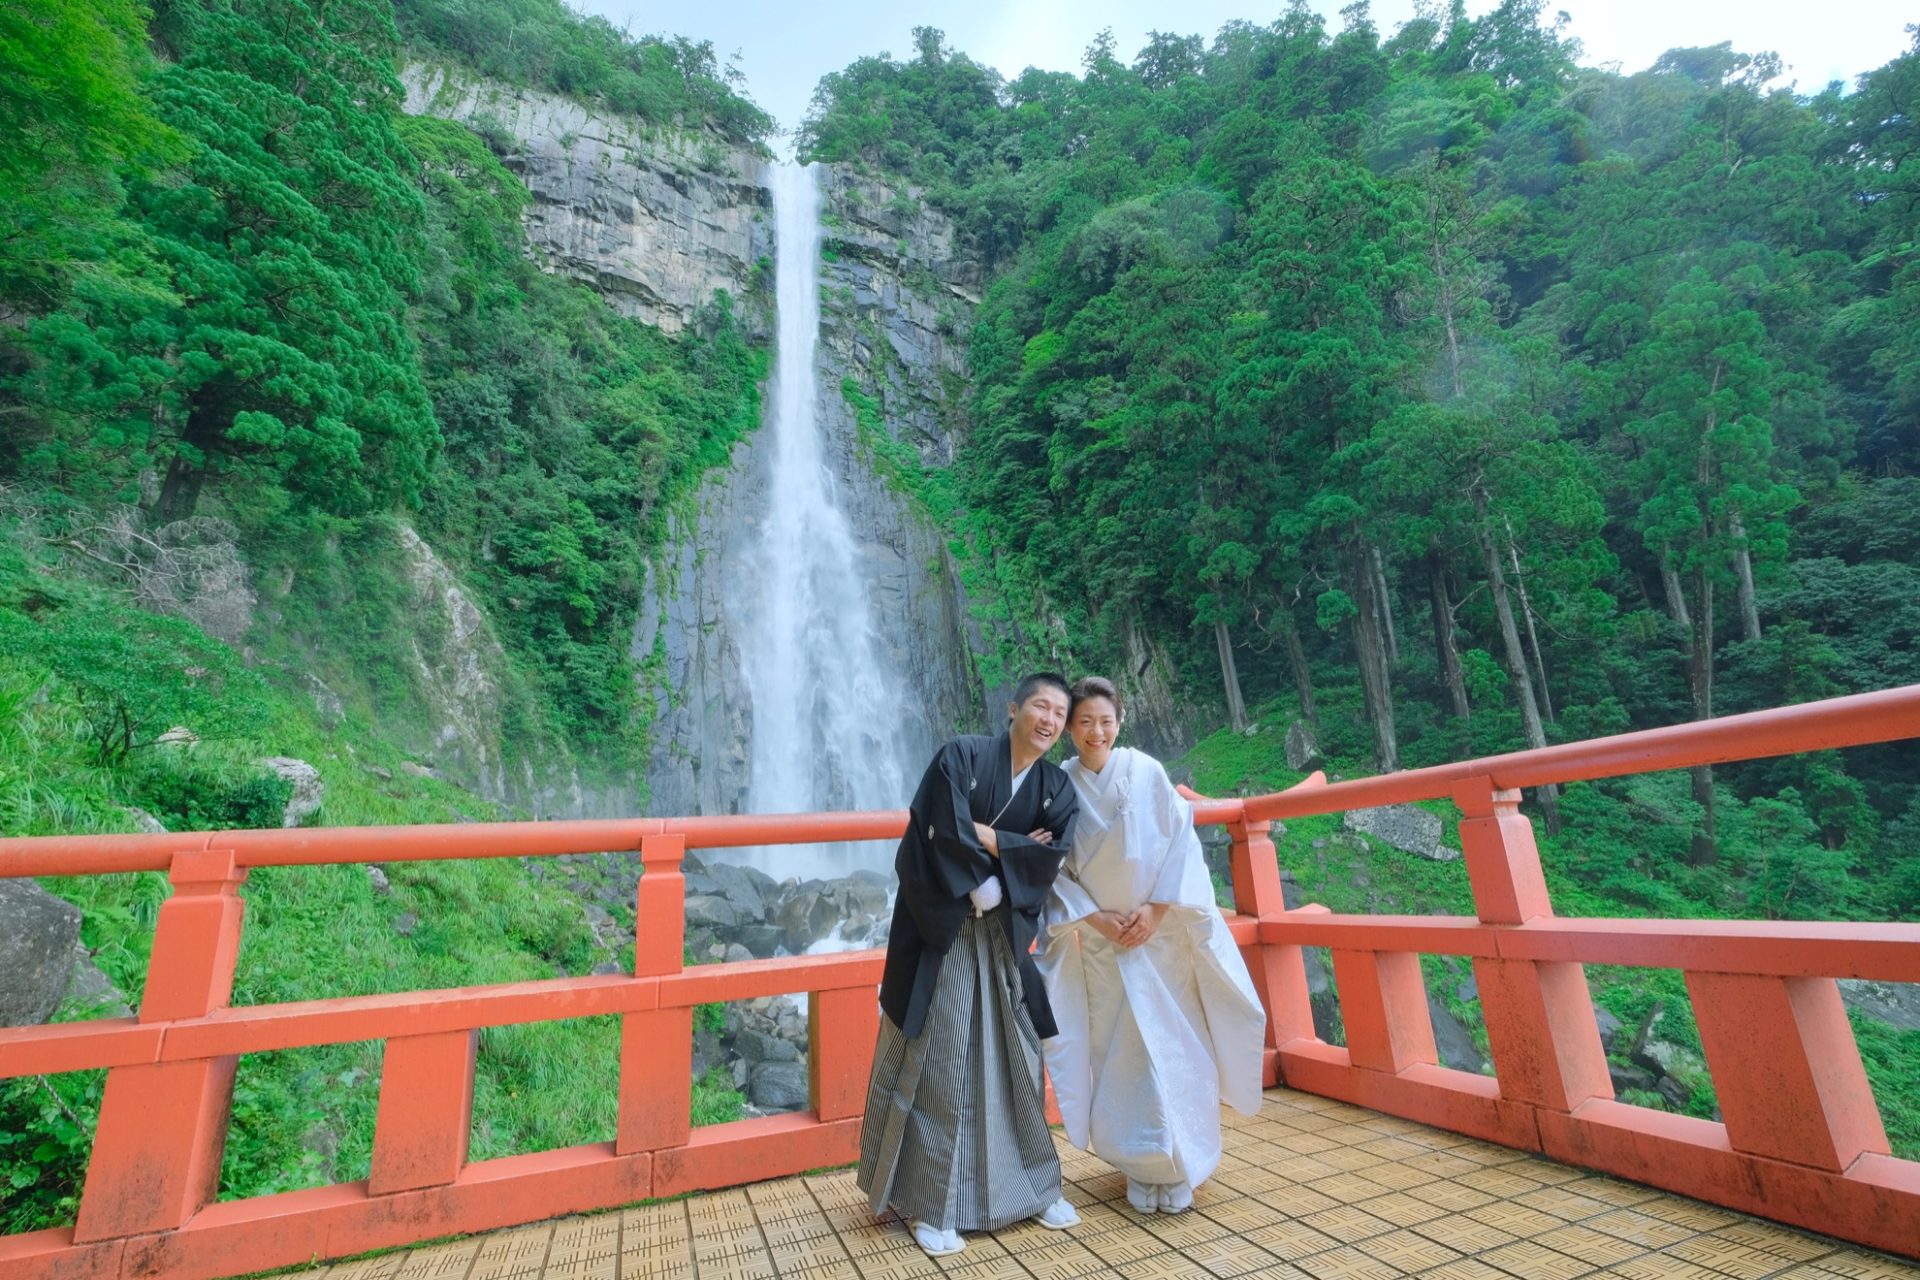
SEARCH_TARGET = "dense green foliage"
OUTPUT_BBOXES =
[0,0,765,1230]
[0,0,180,305]
[394,0,773,145]
[0,0,767,773]
[804,7,1920,909]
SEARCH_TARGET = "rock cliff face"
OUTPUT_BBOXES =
[639,168,985,818]
[402,65,772,336]
[378,522,612,818]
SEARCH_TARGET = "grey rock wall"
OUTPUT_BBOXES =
[403,64,772,336]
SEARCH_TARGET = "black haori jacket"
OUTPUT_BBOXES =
[878,731,1079,1042]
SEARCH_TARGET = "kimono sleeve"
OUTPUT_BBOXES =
[1044,861,1104,936]
[1144,758,1219,910]
[916,741,997,900]
[997,781,1077,913]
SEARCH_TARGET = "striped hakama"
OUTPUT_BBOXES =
[857,912,1062,1231]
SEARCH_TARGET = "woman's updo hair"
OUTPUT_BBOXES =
[1068,675,1123,722]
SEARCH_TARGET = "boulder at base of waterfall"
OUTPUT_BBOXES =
[736,1028,799,1064]
[777,888,847,953]
[685,894,745,932]
[692,1027,724,1077]
[259,756,324,827]
[0,882,82,1026]
[1342,804,1456,861]
[749,1062,810,1110]
[736,924,785,958]
[1285,720,1322,771]
[700,860,772,921]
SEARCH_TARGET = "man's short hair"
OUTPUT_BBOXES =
[1012,671,1070,708]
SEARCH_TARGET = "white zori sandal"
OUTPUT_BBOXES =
[1126,1179,1158,1213]
[1037,1198,1080,1229]
[1159,1181,1194,1213]
[910,1220,964,1257]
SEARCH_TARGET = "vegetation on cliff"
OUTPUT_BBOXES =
[1,0,767,777]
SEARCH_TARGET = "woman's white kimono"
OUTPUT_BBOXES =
[1037,747,1266,1191]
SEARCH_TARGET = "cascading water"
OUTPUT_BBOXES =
[732,162,915,883]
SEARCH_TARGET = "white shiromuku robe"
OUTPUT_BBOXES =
[1037,747,1266,1191]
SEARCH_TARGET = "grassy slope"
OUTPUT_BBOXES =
[0,570,739,1231]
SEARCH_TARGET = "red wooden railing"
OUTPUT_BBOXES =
[1,685,1917,1280]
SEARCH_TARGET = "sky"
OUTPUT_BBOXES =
[575,0,1915,148]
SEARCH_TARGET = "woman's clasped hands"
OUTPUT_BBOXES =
[1086,901,1170,948]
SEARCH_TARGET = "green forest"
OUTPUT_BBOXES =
[804,7,1920,909]
[1,0,1917,1233]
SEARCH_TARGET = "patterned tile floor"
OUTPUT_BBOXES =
[294,1089,1919,1280]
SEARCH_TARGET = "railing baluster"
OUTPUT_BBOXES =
[1455,779,1612,1113]
[1330,949,1437,1073]
[1227,814,1316,1080]
[73,848,247,1242]
[808,986,877,1122]
[369,1030,479,1194]
[1688,971,1888,1172]
[617,832,690,1156]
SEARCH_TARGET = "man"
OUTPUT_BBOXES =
[857,672,1082,1258]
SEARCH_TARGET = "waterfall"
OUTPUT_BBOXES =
[732,162,914,880]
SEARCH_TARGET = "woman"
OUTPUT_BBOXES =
[1037,676,1267,1213]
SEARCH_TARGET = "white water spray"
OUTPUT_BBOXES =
[734,162,914,879]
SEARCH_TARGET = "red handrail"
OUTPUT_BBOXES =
[9,684,1913,877]
[1237,682,1920,821]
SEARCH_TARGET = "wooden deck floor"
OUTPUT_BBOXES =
[281,1088,1920,1280]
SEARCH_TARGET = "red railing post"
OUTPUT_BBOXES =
[617,832,690,1155]
[1687,972,1888,1171]
[368,1029,479,1194]
[1454,778,1612,1112]
[1227,815,1314,1083]
[73,848,247,1242]
[1331,949,1438,1074]
[808,986,878,1122]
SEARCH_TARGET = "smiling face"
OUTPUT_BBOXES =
[1067,695,1121,773]
[1008,684,1069,765]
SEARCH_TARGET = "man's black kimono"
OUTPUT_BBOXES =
[877,730,1078,1041]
